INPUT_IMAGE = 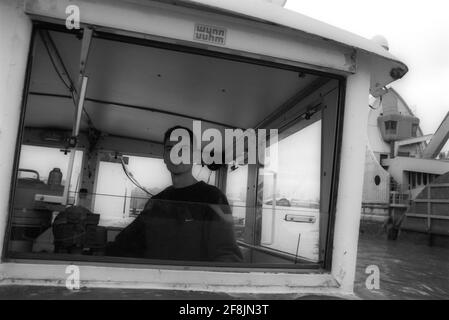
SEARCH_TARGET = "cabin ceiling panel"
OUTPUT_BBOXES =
[86,102,194,142]
[25,94,228,145]
[83,36,314,129]
[29,32,80,96]
[84,101,228,144]
[24,95,86,132]
[28,30,319,137]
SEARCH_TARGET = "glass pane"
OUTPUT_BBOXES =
[258,120,321,262]
[104,198,242,262]
[10,138,322,265]
[192,164,216,185]
[28,201,319,265]
[10,145,83,253]
[94,161,133,226]
[18,145,83,197]
[226,165,248,242]
[7,27,335,268]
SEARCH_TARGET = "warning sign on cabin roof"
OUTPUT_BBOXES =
[194,24,227,46]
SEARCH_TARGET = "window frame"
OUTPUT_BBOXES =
[385,120,398,135]
[3,21,347,273]
[411,124,418,137]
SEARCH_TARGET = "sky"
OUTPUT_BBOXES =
[285,0,449,139]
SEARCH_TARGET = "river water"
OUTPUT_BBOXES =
[354,233,449,300]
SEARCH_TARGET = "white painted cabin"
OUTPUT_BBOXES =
[0,0,407,297]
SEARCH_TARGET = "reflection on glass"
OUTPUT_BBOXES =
[15,197,243,263]
[10,144,240,262]
[16,203,319,265]
[9,128,322,265]
[93,155,216,227]
[259,120,322,262]
[226,164,248,242]
[18,145,83,199]
[9,145,83,253]
[106,198,242,262]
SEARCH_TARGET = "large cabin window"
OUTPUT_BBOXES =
[6,24,344,270]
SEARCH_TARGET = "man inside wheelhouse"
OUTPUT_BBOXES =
[105,126,243,262]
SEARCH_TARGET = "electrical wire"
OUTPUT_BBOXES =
[121,160,148,193]
[41,33,73,91]
[39,30,96,130]
[122,165,152,197]
[120,158,153,196]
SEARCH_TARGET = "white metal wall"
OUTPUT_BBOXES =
[362,148,390,204]
[331,53,371,293]
[0,0,32,258]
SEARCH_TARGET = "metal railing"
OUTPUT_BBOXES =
[406,183,449,233]
[389,178,411,207]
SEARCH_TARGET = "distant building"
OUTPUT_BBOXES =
[362,88,449,238]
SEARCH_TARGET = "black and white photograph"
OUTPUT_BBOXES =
[0,0,448,305]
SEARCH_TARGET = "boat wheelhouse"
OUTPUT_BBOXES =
[0,0,407,296]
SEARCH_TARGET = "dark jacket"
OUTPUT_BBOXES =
[106,181,243,262]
